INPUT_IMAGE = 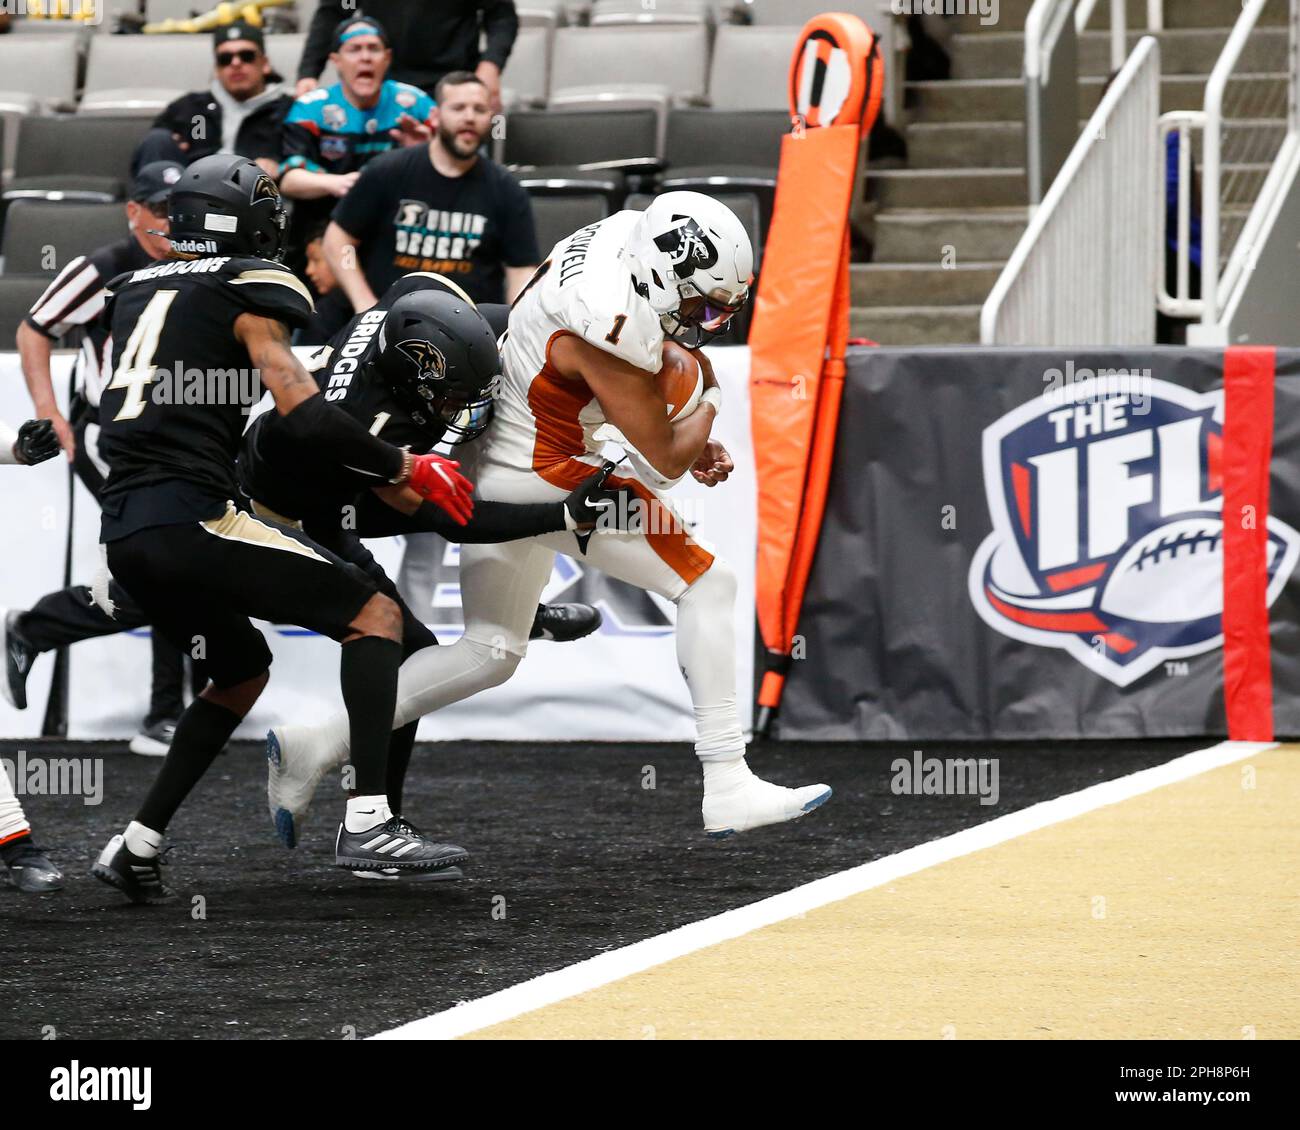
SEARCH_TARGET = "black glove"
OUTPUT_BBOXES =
[564,460,638,533]
[14,419,60,466]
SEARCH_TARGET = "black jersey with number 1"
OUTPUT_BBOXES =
[98,255,314,542]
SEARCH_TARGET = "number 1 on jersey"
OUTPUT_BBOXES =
[606,314,629,345]
[108,289,179,421]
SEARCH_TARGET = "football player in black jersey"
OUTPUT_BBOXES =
[90,155,481,903]
[244,273,630,867]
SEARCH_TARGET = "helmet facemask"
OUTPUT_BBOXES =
[376,325,500,446]
[660,282,750,349]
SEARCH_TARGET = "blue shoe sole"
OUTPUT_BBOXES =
[266,731,297,849]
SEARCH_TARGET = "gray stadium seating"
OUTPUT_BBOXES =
[0,35,81,115]
[738,0,876,25]
[708,25,800,111]
[501,25,553,109]
[6,116,143,204]
[527,192,610,258]
[0,275,60,343]
[2,200,126,275]
[549,25,710,105]
[517,0,566,29]
[504,108,660,168]
[80,33,211,114]
[590,0,712,26]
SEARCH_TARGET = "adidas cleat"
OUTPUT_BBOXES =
[336,816,468,875]
[91,834,173,905]
[702,777,832,839]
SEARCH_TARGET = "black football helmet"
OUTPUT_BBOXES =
[168,155,288,261]
[373,290,502,444]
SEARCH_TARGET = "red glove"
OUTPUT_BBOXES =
[407,453,475,525]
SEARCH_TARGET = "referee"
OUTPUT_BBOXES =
[2,163,189,756]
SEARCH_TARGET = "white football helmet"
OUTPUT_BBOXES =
[622,191,755,347]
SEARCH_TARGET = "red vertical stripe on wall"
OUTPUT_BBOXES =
[1222,346,1277,741]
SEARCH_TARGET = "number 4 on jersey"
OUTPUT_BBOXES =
[108,289,179,421]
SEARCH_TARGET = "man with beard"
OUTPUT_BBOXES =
[323,72,539,312]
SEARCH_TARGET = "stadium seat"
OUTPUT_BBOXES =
[527,192,610,257]
[501,25,553,110]
[504,108,660,169]
[80,33,210,114]
[549,26,710,105]
[516,0,566,29]
[5,116,142,205]
[738,0,876,24]
[708,25,800,111]
[590,0,712,26]
[0,275,58,343]
[1,200,126,275]
[265,33,337,87]
[662,107,786,237]
[0,35,81,115]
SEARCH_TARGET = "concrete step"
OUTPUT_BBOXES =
[874,208,1029,263]
[911,72,1290,125]
[852,261,1005,305]
[869,166,1028,208]
[851,305,983,347]
[906,120,1024,167]
[951,28,1290,81]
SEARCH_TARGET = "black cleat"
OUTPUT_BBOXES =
[91,834,174,905]
[1,837,64,893]
[1,609,36,711]
[530,602,602,643]
[335,817,468,875]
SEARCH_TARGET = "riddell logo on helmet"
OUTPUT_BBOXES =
[171,237,221,255]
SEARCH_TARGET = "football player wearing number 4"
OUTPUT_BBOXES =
[267,192,832,839]
[90,155,478,904]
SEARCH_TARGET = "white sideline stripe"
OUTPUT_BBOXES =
[370,740,1274,1041]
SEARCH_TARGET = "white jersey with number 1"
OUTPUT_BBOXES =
[481,210,666,491]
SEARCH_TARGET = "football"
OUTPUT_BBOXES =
[656,342,704,421]
[1099,516,1245,624]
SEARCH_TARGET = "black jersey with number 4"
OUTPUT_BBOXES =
[98,255,314,541]
[238,272,505,523]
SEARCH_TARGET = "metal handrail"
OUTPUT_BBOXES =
[983,36,1161,345]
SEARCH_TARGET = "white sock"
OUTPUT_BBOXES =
[701,756,754,796]
[124,820,163,860]
[675,562,747,764]
[345,795,392,833]
[0,763,30,843]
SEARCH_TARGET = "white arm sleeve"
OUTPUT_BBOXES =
[0,418,19,465]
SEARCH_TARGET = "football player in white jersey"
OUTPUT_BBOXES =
[267,192,831,840]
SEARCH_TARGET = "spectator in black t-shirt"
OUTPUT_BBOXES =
[295,1,519,110]
[324,72,539,312]
[133,21,292,180]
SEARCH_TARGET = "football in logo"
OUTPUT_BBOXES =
[968,377,1300,686]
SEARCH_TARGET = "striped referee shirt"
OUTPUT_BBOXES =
[25,237,153,408]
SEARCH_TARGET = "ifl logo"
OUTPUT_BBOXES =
[968,377,1300,686]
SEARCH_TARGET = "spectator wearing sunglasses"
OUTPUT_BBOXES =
[132,21,293,181]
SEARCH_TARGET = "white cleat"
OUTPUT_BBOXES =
[702,775,832,838]
[266,725,336,849]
